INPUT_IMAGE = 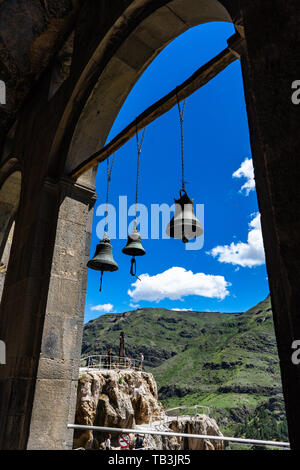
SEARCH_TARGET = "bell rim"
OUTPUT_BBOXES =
[87,260,119,272]
[122,247,146,257]
[166,221,204,239]
[122,232,146,256]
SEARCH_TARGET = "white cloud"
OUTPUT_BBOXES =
[171,308,193,312]
[128,267,230,302]
[208,213,265,268]
[233,158,255,195]
[90,303,114,313]
[129,302,140,309]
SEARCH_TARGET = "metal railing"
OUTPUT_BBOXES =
[80,355,143,371]
[148,405,211,431]
[166,405,210,419]
[68,424,290,449]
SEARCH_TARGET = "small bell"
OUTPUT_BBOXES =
[122,229,146,257]
[166,190,203,243]
[122,229,145,280]
[87,235,118,291]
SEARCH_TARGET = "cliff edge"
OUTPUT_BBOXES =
[74,369,224,450]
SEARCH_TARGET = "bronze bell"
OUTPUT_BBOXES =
[88,236,119,271]
[166,190,203,243]
[122,229,146,257]
[122,229,145,279]
[87,235,118,291]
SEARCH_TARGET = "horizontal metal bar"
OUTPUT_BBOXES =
[67,424,290,448]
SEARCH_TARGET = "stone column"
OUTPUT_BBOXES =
[240,0,300,449]
[0,177,96,449]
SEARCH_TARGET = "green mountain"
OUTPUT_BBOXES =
[82,296,288,442]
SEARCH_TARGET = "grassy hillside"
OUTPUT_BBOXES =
[82,296,288,441]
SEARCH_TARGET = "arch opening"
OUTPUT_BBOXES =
[76,15,287,447]
[65,0,232,175]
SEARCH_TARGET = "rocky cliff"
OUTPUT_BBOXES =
[145,415,224,451]
[81,296,288,441]
[74,369,224,450]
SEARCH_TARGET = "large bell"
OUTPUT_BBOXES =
[166,190,203,243]
[122,229,146,257]
[87,236,119,272]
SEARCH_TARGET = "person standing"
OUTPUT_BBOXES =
[119,331,126,366]
[105,433,112,450]
[135,434,145,449]
[139,352,144,370]
[85,355,94,368]
[109,347,113,369]
[126,356,133,368]
[105,347,113,369]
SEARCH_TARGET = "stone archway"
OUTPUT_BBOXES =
[46,0,300,450]
[64,0,232,174]
[54,0,300,450]
[0,0,237,451]
[0,0,300,450]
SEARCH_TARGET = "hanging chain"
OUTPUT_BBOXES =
[177,92,186,193]
[135,126,146,226]
[104,152,117,234]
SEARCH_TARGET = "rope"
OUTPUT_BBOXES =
[104,152,116,234]
[176,91,186,193]
[135,126,146,226]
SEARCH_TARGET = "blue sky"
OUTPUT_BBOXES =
[84,21,269,322]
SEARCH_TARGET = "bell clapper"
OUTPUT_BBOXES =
[99,271,104,292]
[130,256,141,281]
